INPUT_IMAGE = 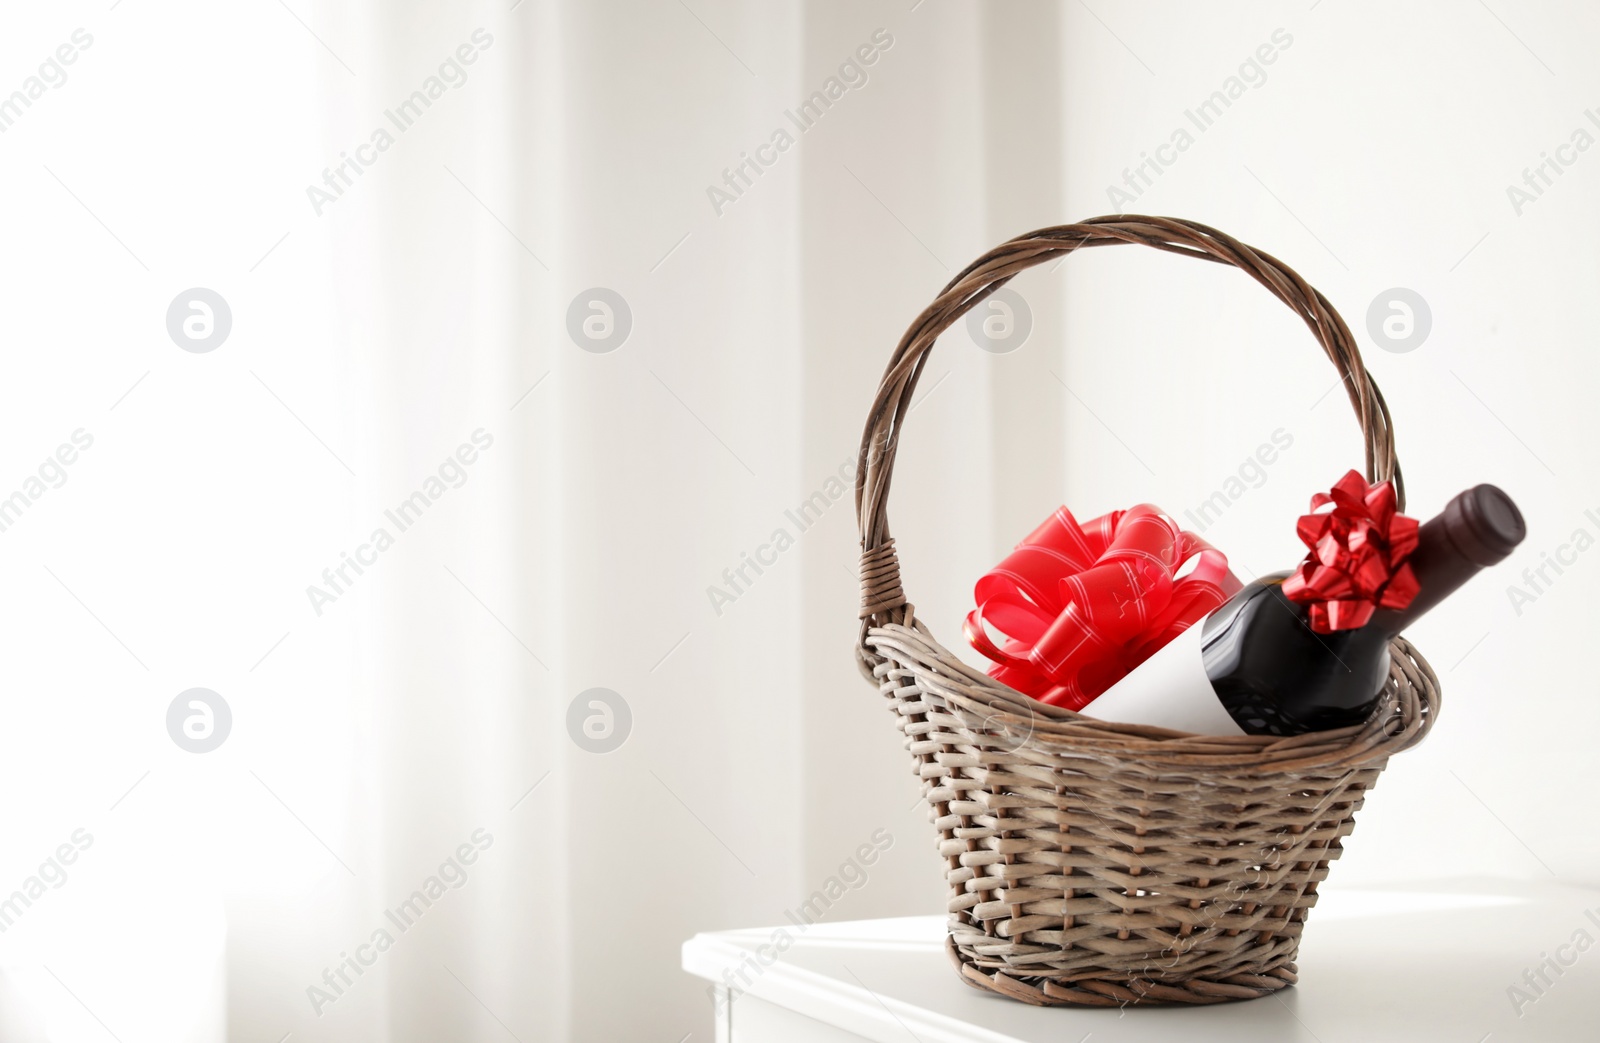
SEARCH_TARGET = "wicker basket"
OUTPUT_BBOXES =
[854,216,1440,1007]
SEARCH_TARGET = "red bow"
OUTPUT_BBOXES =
[1281,470,1420,633]
[964,505,1241,710]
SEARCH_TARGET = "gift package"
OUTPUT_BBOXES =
[854,216,1525,1007]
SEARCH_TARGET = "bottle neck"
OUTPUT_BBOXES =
[1368,486,1522,637]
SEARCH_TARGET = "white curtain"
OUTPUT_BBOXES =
[231,1,1065,1039]
[292,3,1075,1039]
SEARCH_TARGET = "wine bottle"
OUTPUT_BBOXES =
[1084,481,1525,736]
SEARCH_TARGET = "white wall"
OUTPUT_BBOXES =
[1053,0,1600,889]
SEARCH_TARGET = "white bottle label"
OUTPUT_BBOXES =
[1082,624,1246,735]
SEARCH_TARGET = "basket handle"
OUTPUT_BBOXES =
[855,215,1402,633]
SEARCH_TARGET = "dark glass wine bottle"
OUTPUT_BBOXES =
[1087,484,1525,736]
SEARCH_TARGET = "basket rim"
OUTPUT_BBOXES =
[864,615,1437,774]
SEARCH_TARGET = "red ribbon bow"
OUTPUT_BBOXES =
[964,505,1241,710]
[1281,469,1420,633]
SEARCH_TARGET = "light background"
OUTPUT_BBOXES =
[0,1,1593,1041]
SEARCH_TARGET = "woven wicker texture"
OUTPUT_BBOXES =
[854,216,1440,1006]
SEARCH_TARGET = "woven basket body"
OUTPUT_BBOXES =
[854,217,1439,1006]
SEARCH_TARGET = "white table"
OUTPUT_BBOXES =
[684,877,1600,1042]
